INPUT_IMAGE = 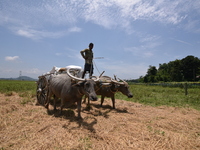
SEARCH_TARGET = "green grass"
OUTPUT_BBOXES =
[0,80,36,97]
[0,80,200,111]
[116,84,200,110]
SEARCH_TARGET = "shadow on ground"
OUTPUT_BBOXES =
[45,99,129,133]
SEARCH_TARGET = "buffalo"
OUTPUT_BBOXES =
[84,76,133,109]
[45,68,98,119]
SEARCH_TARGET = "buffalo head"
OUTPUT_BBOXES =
[67,68,98,101]
[111,78,133,98]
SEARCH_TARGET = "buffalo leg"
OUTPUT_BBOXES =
[82,95,90,106]
[60,98,65,115]
[77,99,82,119]
[82,95,87,103]
[53,96,58,111]
[88,97,90,105]
[111,95,116,109]
[45,91,51,109]
[44,89,49,106]
[100,96,105,107]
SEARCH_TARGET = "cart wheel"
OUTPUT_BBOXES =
[36,76,48,106]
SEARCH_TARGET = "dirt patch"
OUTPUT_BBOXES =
[0,93,200,150]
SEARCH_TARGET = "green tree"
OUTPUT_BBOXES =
[157,63,171,82]
[169,60,183,81]
[140,55,200,82]
[144,65,157,82]
[181,55,200,81]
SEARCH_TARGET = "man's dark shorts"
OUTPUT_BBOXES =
[84,63,93,74]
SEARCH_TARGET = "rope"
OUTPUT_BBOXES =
[93,60,101,75]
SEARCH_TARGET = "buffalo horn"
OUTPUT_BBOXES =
[67,68,100,82]
[114,75,117,81]
[118,78,128,85]
[66,68,85,81]
[90,76,100,82]
[111,78,126,85]
[99,71,105,78]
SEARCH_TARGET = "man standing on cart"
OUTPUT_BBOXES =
[80,43,94,78]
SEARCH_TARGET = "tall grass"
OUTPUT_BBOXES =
[0,80,36,97]
[116,84,200,110]
[0,80,199,110]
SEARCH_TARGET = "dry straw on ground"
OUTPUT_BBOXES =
[0,93,200,150]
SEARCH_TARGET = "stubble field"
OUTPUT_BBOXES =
[0,90,200,150]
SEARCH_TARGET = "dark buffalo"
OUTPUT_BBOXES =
[45,68,98,119]
[84,76,133,109]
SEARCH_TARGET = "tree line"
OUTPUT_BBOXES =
[139,55,200,83]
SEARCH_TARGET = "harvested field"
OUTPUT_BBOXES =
[0,93,200,150]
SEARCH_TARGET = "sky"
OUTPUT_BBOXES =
[0,0,200,80]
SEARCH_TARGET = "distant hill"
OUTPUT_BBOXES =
[0,76,37,81]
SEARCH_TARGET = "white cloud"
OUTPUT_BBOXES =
[124,34,161,58]
[140,35,160,43]
[175,39,193,46]
[1,0,200,39]
[12,27,80,39]
[68,27,82,33]
[125,46,155,58]
[5,56,19,61]
[55,53,62,56]
[17,29,35,38]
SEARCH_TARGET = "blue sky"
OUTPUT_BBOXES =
[0,0,200,79]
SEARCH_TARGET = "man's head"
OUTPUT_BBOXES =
[89,43,94,50]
